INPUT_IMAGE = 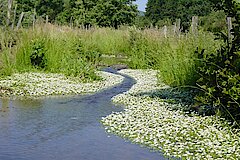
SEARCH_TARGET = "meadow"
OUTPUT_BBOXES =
[0,23,221,86]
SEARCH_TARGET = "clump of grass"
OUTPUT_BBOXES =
[0,27,17,77]
[78,27,131,56]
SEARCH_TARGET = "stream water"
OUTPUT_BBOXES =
[0,68,166,160]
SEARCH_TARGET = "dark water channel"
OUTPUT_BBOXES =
[0,68,166,160]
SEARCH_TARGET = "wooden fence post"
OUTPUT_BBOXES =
[176,19,181,37]
[6,0,13,26]
[163,25,167,38]
[173,22,177,34]
[227,17,233,42]
[11,4,17,29]
[32,8,36,28]
[191,16,198,35]
[16,12,24,30]
[46,15,49,24]
[70,16,73,28]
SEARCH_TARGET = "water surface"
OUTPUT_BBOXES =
[0,68,166,160]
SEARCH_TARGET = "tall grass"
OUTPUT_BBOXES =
[0,27,16,76]
[79,27,130,56]
[127,27,222,86]
[1,24,221,86]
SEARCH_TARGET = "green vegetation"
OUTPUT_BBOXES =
[1,0,240,158]
[127,28,221,86]
[195,0,240,126]
[8,0,137,28]
[1,0,239,124]
[145,0,213,30]
[0,24,100,81]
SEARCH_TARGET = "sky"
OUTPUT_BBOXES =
[134,0,148,12]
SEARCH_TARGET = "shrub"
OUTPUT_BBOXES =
[30,38,47,69]
[195,0,240,127]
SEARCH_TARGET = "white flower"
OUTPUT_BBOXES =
[102,69,240,159]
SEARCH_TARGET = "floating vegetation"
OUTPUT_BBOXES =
[0,71,124,98]
[102,69,240,159]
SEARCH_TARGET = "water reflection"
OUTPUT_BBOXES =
[0,69,166,160]
[0,98,10,113]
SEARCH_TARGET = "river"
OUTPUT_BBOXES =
[0,68,165,160]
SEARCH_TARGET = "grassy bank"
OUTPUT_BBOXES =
[127,28,222,86]
[1,24,221,86]
[0,24,130,80]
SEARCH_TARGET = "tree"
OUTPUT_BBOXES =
[16,0,35,13]
[70,0,97,26]
[146,0,213,30]
[58,0,137,28]
[94,0,137,28]
[35,0,64,22]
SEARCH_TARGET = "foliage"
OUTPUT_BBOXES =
[71,0,98,27]
[127,27,221,86]
[57,0,137,28]
[16,0,64,23]
[145,0,214,30]
[10,24,102,81]
[15,0,35,12]
[196,0,240,126]
[2,0,137,28]
[94,0,137,28]
[29,38,47,69]
[134,15,152,29]
[0,0,7,25]
[35,0,64,22]
[200,10,227,33]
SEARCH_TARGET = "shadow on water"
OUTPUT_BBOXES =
[0,68,168,160]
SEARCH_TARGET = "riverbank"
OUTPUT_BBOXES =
[0,71,124,98]
[102,69,240,159]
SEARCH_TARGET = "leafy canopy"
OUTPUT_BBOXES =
[196,0,240,126]
[145,0,213,29]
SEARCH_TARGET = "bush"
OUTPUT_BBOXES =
[30,38,47,69]
[200,10,227,33]
[196,0,240,127]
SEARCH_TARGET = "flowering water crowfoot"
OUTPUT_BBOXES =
[101,69,240,159]
[0,71,124,98]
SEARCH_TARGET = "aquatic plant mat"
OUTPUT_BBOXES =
[102,69,240,159]
[0,71,123,98]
